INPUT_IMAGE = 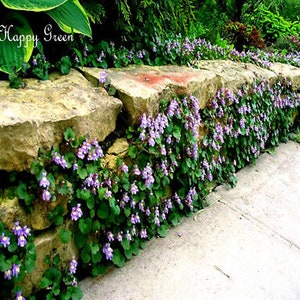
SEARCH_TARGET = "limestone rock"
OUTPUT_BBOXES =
[81,65,219,125]
[103,138,129,170]
[21,221,78,296]
[0,69,123,172]
[269,63,300,89]
[196,60,277,92]
[0,196,29,229]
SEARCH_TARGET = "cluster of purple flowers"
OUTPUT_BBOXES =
[77,139,104,161]
[69,256,78,275]
[4,263,21,280]
[53,152,68,168]
[39,171,51,201]
[139,112,169,147]
[12,221,31,248]
[71,203,83,221]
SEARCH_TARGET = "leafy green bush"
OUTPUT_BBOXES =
[246,5,300,44]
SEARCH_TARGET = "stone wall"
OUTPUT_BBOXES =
[0,60,300,295]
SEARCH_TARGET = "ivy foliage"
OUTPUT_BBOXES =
[1,74,299,298]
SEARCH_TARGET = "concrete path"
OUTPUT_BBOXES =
[80,141,300,300]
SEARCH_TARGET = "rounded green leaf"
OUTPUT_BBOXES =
[47,0,92,37]
[0,12,34,74]
[1,0,68,11]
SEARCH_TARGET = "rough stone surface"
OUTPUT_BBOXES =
[21,221,78,297]
[196,60,278,91]
[0,196,29,229]
[0,69,123,172]
[269,62,300,89]
[81,65,220,124]
[103,138,130,170]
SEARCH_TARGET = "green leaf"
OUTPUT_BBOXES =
[64,127,76,142]
[97,203,109,219]
[0,12,34,74]
[79,218,92,234]
[128,145,138,158]
[1,0,68,11]
[112,249,125,268]
[74,230,87,249]
[173,125,181,140]
[47,0,92,37]
[59,228,72,243]
[81,244,91,263]
[59,56,72,74]
[124,248,133,260]
[16,182,28,199]
[157,225,168,238]
[77,167,88,180]
[121,239,130,250]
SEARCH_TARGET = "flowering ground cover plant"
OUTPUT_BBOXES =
[1,75,299,299]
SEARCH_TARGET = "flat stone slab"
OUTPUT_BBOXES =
[82,65,220,124]
[0,69,122,171]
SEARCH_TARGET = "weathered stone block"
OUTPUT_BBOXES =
[0,69,123,172]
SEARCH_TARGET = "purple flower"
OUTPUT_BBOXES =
[102,243,113,260]
[42,190,51,201]
[69,256,78,275]
[0,233,10,248]
[4,269,12,280]
[15,291,25,300]
[125,231,132,241]
[13,222,22,236]
[39,171,50,188]
[140,229,148,238]
[21,226,31,238]
[71,204,83,221]
[120,162,129,173]
[17,235,27,247]
[116,232,123,242]
[123,192,130,203]
[133,164,141,176]
[107,231,114,242]
[12,264,21,277]
[130,182,139,195]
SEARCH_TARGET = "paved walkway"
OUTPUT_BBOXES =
[80,141,300,300]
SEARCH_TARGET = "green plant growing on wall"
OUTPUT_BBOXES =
[0,0,91,76]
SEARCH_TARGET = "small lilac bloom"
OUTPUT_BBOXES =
[15,291,25,300]
[18,235,27,247]
[21,226,31,238]
[120,162,129,173]
[4,269,12,280]
[107,231,114,242]
[0,233,10,247]
[130,182,139,195]
[69,256,78,275]
[140,229,147,238]
[71,204,83,221]
[102,243,113,260]
[123,193,130,203]
[125,231,132,241]
[42,189,51,201]
[13,222,22,236]
[52,152,61,164]
[39,172,50,188]
[117,232,123,242]
[133,164,141,176]
[12,264,21,277]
